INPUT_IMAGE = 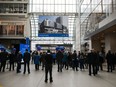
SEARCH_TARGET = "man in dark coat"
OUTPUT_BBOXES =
[16,51,22,73]
[87,50,98,76]
[41,52,46,70]
[23,49,31,74]
[106,50,113,72]
[9,51,15,71]
[72,50,78,71]
[0,49,8,72]
[56,50,64,72]
[45,50,53,83]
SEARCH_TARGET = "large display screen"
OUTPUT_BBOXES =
[38,16,69,37]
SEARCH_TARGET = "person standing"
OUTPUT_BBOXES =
[52,52,56,65]
[67,52,72,68]
[9,51,15,71]
[72,50,79,71]
[0,49,8,72]
[87,50,97,76]
[16,51,22,73]
[98,51,104,71]
[23,49,31,74]
[62,52,68,70]
[41,52,46,70]
[79,52,84,71]
[34,51,40,70]
[56,50,64,72]
[45,50,53,83]
[0,50,1,68]
[106,50,113,72]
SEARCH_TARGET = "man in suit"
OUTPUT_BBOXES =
[23,49,30,74]
[45,50,53,83]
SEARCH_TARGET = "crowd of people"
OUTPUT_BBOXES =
[0,48,116,83]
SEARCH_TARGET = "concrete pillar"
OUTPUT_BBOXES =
[75,18,81,52]
[24,18,30,38]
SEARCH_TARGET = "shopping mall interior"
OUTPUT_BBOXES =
[0,0,116,87]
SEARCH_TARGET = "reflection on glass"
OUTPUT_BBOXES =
[0,25,7,35]
[16,25,24,35]
[8,25,15,35]
[0,24,24,36]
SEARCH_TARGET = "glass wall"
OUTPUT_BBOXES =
[29,0,78,48]
[29,0,77,13]
[0,22,24,36]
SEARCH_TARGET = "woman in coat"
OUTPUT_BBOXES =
[34,51,40,70]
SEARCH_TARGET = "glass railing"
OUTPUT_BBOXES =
[82,2,116,36]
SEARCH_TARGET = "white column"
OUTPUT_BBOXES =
[75,18,81,51]
[88,39,92,51]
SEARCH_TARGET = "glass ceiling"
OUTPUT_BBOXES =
[29,0,78,13]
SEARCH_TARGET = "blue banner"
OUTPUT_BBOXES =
[20,44,30,55]
[56,46,65,51]
[36,46,41,51]
[38,33,69,37]
[26,37,30,45]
